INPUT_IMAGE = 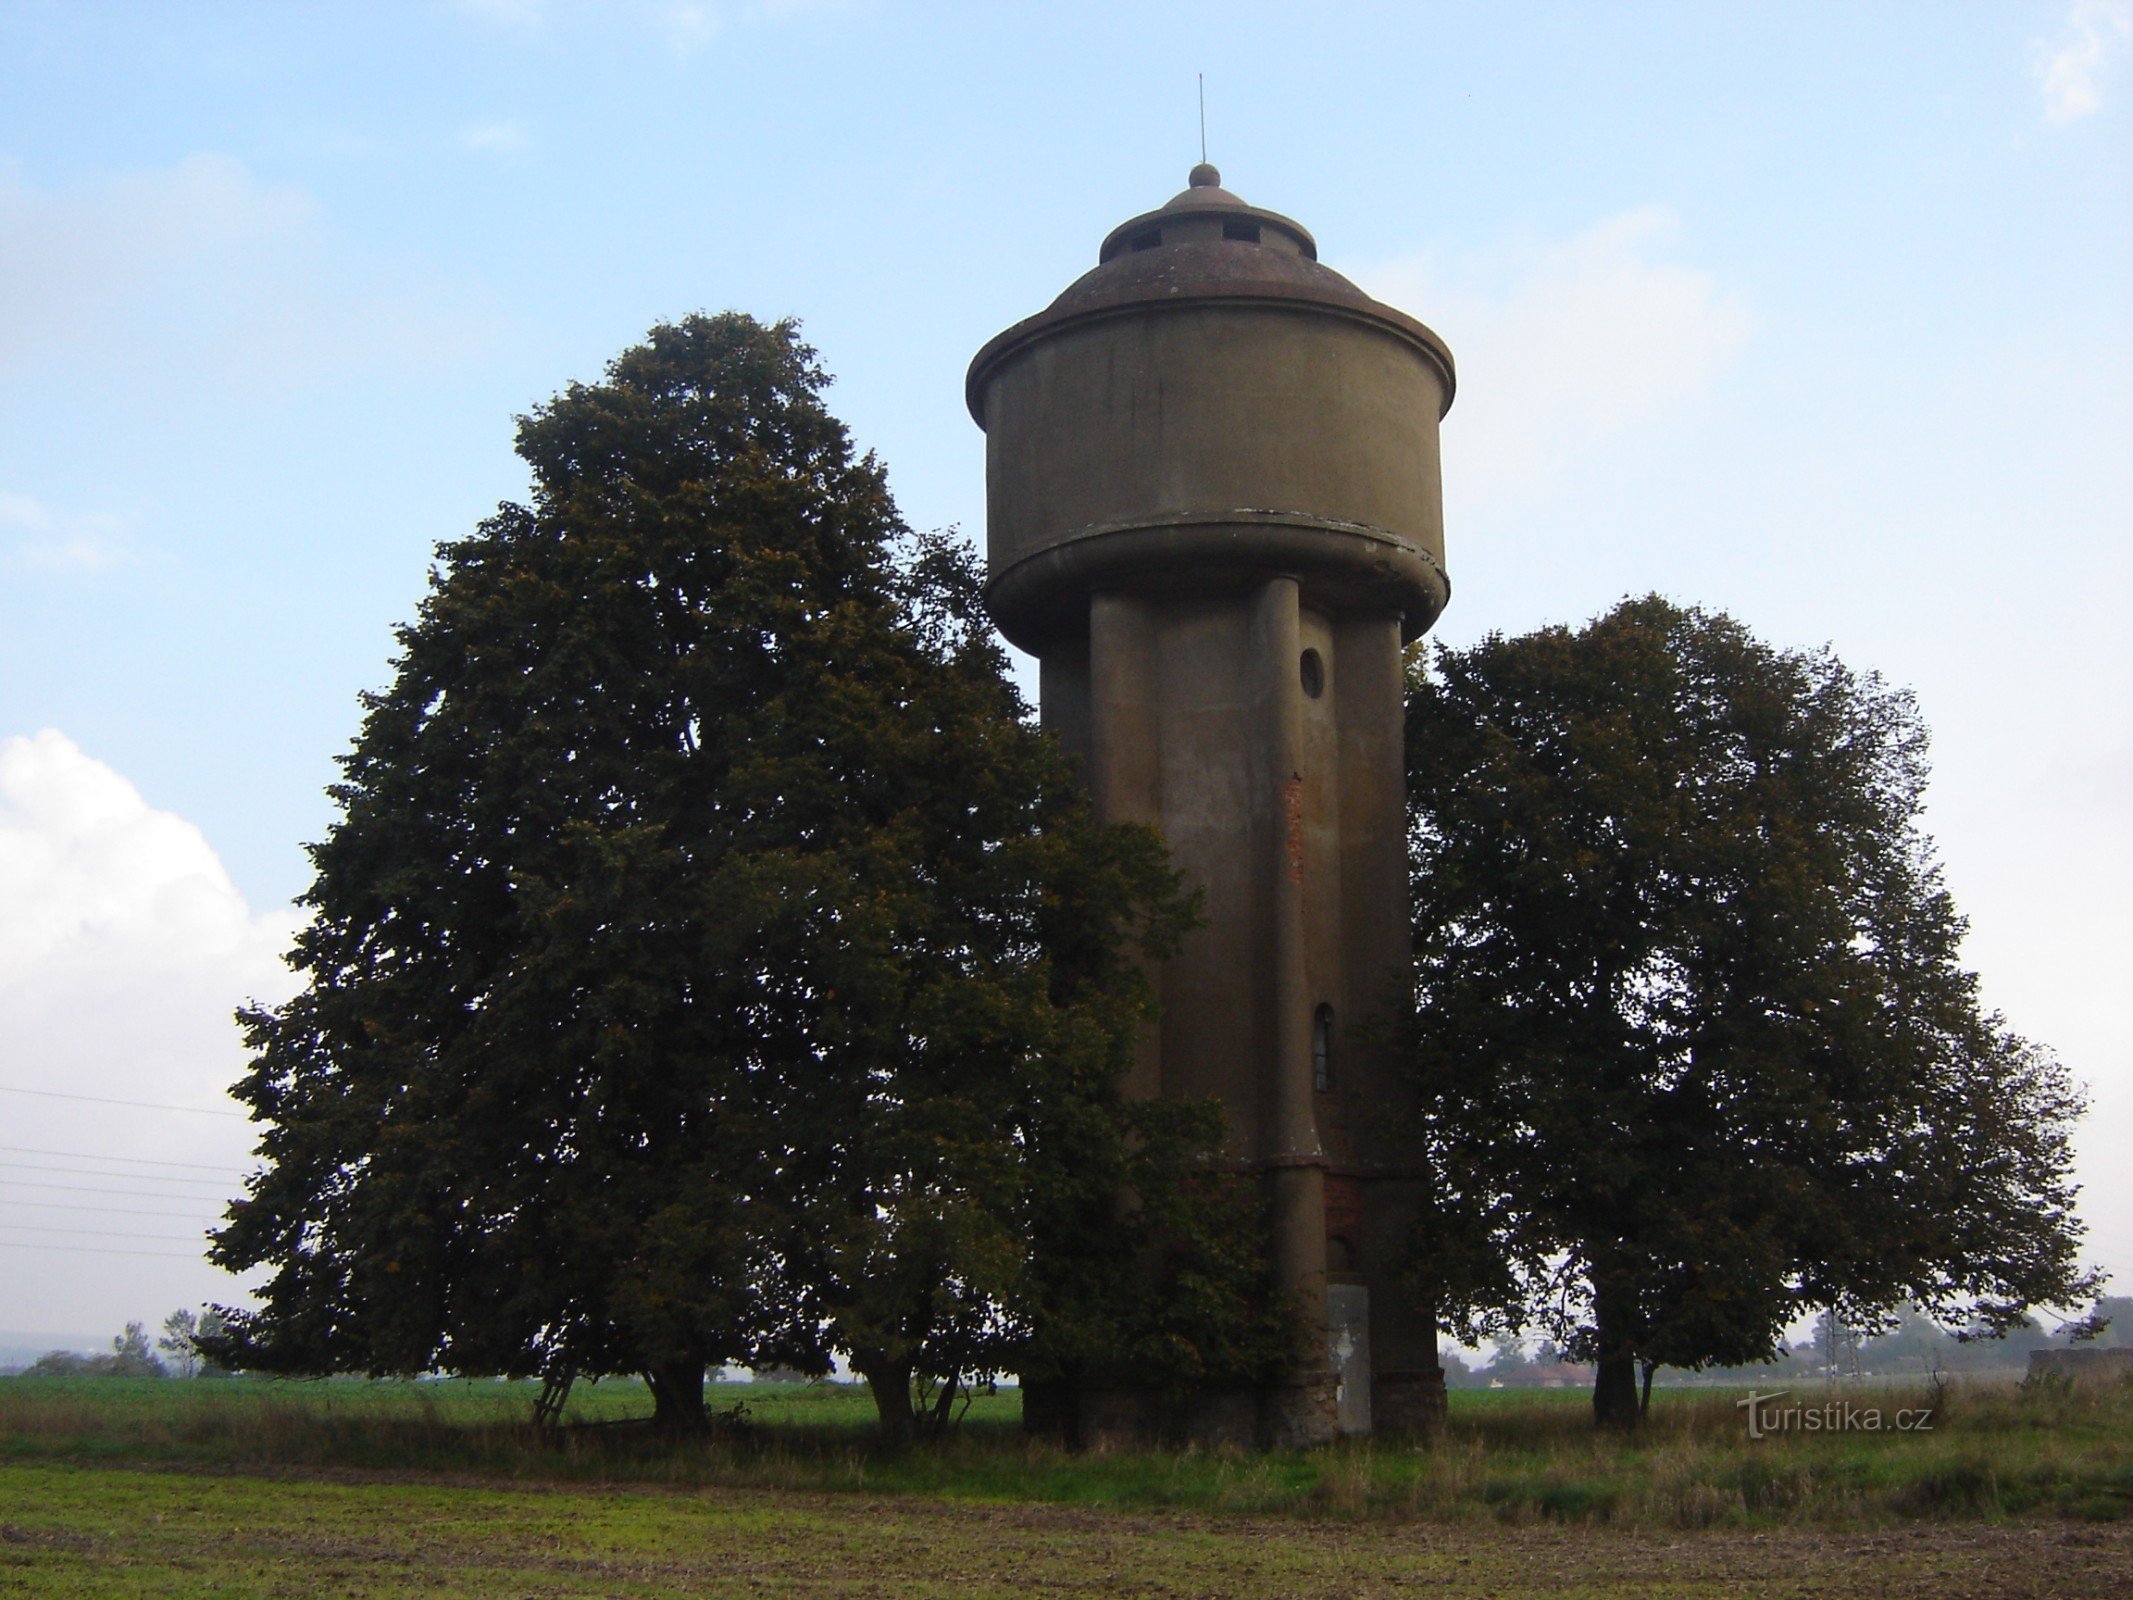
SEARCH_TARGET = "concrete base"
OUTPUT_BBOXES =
[1032,1376,1343,1450]
[1077,1386,1261,1450]
[1019,1376,1076,1441]
[1373,1368,1450,1438]
[1262,1368,1341,1449]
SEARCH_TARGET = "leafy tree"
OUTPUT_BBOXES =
[30,1322,170,1378]
[106,1320,166,1377]
[1438,1348,1483,1388]
[1481,1337,1530,1384]
[24,1351,96,1377]
[1013,1096,1297,1439]
[1857,1305,1952,1376]
[2080,1295,2131,1349]
[158,1308,227,1378]
[209,313,1195,1440]
[1404,597,2098,1429]
[158,1310,200,1378]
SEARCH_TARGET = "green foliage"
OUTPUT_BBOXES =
[1016,1095,1296,1410]
[208,313,1196,1439]
[1403,597,2098,1426]
[2077,1296,2131,1349]
[156,1308,228,1379]
[27,1321,168,1379]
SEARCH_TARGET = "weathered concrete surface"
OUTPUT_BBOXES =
[970,166,1455,1446]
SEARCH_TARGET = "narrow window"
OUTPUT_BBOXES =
[1313,1004,1336,1092]
[1299,648,1325,699]
[1222,220,1262,244]
[1130,228,1163,252]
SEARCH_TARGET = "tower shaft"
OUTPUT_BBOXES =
[970,167,1456,1445]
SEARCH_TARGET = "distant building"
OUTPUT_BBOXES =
[2027,1349,2133,1384]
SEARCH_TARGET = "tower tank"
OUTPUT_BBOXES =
[968,164,1455,1446]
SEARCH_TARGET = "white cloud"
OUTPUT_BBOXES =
[460,119,532,154]
[2034,0,2133,123]
[0,731,300,1335]
[1353,206,1754,501]
[0,152,494,387]
[0,491,132,574]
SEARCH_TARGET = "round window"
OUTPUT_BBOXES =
[1299,648,1325,699]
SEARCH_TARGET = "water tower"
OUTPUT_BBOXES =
[968,165,1456,1446]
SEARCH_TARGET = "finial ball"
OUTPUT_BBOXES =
[1188,162,1222,189]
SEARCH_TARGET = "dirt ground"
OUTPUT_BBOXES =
[3,1463,2129,1598]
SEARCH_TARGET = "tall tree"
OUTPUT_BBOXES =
[209,314,1194,1437]
[1404,597,2097,1429]
[158,1310,203,1378]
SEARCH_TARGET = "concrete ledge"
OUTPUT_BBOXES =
[1034,1377,1349,1450]
[1262,1369,1341,1450]
[1374,1369,1450,1438]
[1077,1386,1262,1450]
[984,511,1450,652]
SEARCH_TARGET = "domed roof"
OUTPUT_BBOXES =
[1098,161,1317,262]
[968,167,1454,424]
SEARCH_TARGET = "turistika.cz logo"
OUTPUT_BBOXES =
[1735,1390,1937,1439]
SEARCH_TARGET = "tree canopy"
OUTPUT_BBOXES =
[208,313,1235,1439]
[1404,596,2096,1428]
[27,1322,168,1379]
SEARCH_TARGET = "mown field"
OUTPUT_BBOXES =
[1,1374,2128,1597]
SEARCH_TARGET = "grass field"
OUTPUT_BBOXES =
[2,1374,2128,1596]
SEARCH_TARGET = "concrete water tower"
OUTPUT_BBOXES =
[968,164,1456,1446]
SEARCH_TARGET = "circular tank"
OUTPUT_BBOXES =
[966,166,1456,653]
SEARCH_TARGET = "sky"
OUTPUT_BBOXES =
[0,0,2128,1350]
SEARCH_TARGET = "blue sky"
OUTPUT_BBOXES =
[1,1,2127,1342]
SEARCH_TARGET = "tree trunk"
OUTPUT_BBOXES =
[1639,1358,1657,1418]
[645,1360,708,1432]
[858,1359,915,1447]
[1593,1353,1639,1430]
[1020,1375,1077,1443]
[925,1370,964,1437]
[1591,1276,1641,1432]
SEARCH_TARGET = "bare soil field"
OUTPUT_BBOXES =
[3,1461,2130,1598]
[2,1375,2127,1595]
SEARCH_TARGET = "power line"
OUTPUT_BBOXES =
[2,1198,225,1221]
[0,1144,241,1173]
[0,1222,207,1244]
[0,1085,246,1119]
[0,1239,206,1261]
[0,1159,237,1189]
[0,1177,238,1204]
